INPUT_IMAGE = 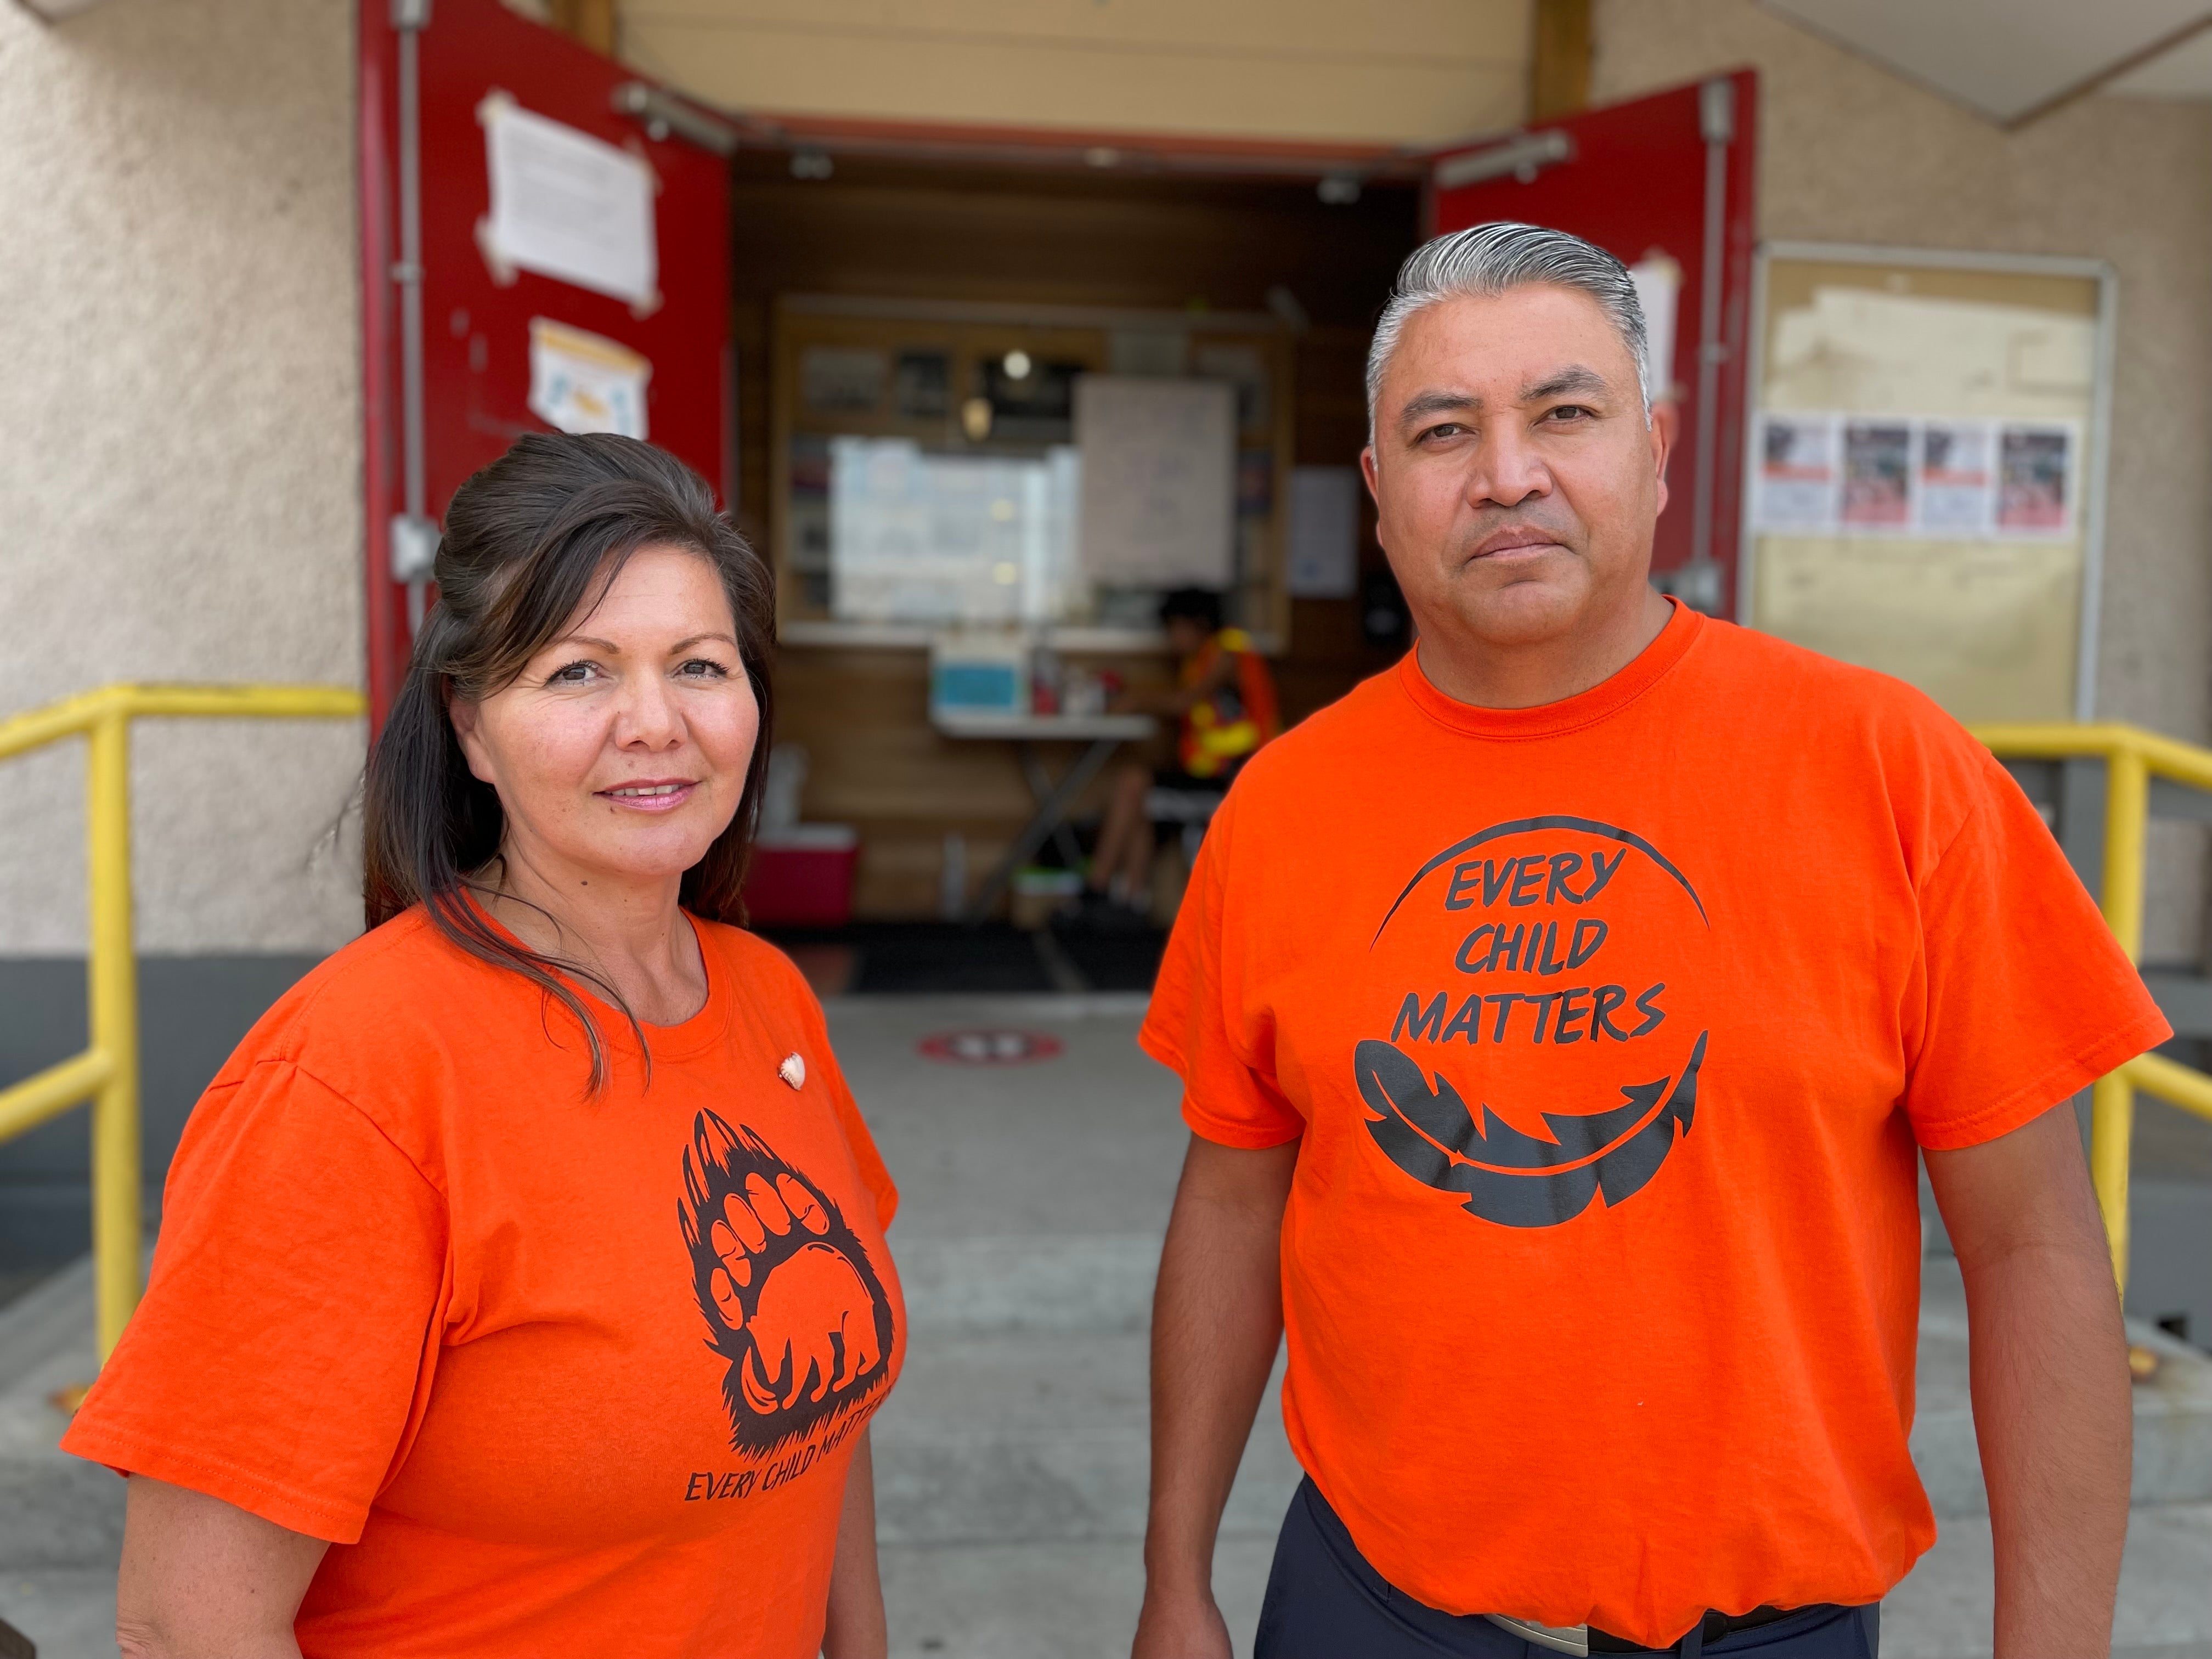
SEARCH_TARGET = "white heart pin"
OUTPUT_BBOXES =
[778,1052,806,1090]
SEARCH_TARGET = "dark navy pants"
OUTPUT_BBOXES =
[1254,1479,1880,1659]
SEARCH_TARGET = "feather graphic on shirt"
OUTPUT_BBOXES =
[1355,1034,1706,1229]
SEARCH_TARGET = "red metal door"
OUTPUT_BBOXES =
[359,0,732,729]
[1426,72,1757,614]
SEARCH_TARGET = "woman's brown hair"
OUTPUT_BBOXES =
[362,432,775,1087]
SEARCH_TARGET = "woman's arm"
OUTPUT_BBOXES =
[115,1476,328,1659]
[821,1428,888,1659]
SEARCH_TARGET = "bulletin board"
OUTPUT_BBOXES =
[1739,244,2115,722]
[770,295,1296,648]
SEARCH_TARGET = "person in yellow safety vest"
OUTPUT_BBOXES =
[1075,588,1280,927]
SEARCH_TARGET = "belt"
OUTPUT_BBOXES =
[1488,1602,1808,1655]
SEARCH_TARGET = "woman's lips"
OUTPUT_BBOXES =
[597,780,698,813]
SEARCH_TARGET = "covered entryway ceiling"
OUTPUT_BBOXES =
[614,0,1532,149]
[1757,0,2212,124]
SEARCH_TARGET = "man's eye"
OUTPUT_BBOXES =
[677,659,729,680]
[1420,422,1469,443]
[1546,405,1593,422]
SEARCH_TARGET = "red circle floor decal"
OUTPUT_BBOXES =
[918,1029,1064,1065]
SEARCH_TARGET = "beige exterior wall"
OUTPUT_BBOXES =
[1593,0,2212,963]
[0,0,366,955]
[620,0,1531,145]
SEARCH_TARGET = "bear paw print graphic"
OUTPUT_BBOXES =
[679,1110,895,1454]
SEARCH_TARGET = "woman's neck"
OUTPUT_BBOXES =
[476,840,707,1026]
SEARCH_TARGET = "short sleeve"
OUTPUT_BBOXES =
[60,1060,445,1542]
[820,1046,899,1231]
[1905,755,2170,1149]
[1139,798,1306,1148]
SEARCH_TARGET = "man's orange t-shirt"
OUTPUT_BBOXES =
[1141,602,2167,1646]
[63,909,903,1659]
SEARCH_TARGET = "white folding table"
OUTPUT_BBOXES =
[931,711,1158,924]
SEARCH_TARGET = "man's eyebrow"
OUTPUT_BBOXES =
[1523,364,1611,402]
[1395,390,1481,428]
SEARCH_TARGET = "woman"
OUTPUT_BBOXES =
[63,433,902,1658]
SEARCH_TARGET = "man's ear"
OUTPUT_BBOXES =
[1647,400,1679,518]
[1359,443,1381,501]
[449,695,498,787]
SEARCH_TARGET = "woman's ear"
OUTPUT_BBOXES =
[448,695,498,787]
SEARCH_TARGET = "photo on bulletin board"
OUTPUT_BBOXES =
[1740,245,2112,724]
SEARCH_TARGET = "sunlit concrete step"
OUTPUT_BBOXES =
[0,1258,123,1572]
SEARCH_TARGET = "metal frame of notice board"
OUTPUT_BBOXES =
[1737,241,2117,723]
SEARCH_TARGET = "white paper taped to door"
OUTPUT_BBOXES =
[528,318,651,441]
[480,92,658,309]
[1073,376,1235,588]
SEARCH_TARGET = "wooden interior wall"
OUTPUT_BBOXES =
[726,155,1419,917]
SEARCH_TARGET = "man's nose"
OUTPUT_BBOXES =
[1465,427,1551,510]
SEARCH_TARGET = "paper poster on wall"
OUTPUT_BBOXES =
[528,318,651,440]
[1839,420,1912,531]
[479,92,659,311]
[1074,376,1236,588]
[1752,413,1837,532]
[1914,420,1993,536]
[1286,466,1360,597]
[1996,424,2077,538]
[1629,254,1682,405]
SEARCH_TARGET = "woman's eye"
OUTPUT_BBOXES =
[548,661,597,685]
[677,658,730,680]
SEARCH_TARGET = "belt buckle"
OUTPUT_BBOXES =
[1483,1613,1590,1656]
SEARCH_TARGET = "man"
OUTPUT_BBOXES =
[1078,588,1280,924]
[1131,222,2165,1658]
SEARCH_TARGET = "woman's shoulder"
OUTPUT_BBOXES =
[219,907,515,1081]
[693,917,823,1011]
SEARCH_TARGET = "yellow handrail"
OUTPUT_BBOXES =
[0,684,365,1361]
[1972,721,2212,1293]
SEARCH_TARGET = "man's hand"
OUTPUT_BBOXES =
[1132,1133,1299,1659]
[1926,1098,2131,1659]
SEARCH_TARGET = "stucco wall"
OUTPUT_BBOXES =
[1594,0,2212,963]
[0,0,366,955]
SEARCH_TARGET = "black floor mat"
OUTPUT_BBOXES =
[760,922,1165,995]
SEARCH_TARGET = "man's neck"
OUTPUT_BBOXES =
[1412,585,1676,711]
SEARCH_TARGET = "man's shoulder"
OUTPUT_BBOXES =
[1229,665,1408,795]
[1692,616,1979,742]
[1686,617,2009,817]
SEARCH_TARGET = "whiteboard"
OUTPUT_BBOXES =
[1074,376,1235,588]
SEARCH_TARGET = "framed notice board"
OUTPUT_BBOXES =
[1739,244,2115,722]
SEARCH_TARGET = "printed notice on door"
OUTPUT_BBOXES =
[479,92,659,311]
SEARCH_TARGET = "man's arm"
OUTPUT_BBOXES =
[1132,1133,1299,1659]
[823,1428,887,1659]
[115,1476,328,1659]
[1925,1099,2131,1659]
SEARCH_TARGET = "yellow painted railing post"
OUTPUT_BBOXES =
[2093,744,2150,1294]
[86,702,142,1361]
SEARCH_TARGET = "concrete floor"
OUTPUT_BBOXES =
[2,994,2208,1658]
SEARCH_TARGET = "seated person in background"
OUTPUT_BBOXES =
[1079,588,1279,923]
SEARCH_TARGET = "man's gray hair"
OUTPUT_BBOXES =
[1365,222,1651,437]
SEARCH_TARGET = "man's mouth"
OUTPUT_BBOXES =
[1470,530,1565,561]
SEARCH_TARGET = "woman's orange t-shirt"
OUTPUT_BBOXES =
[63,910,903,1659]
[1141,602,2168,1647]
